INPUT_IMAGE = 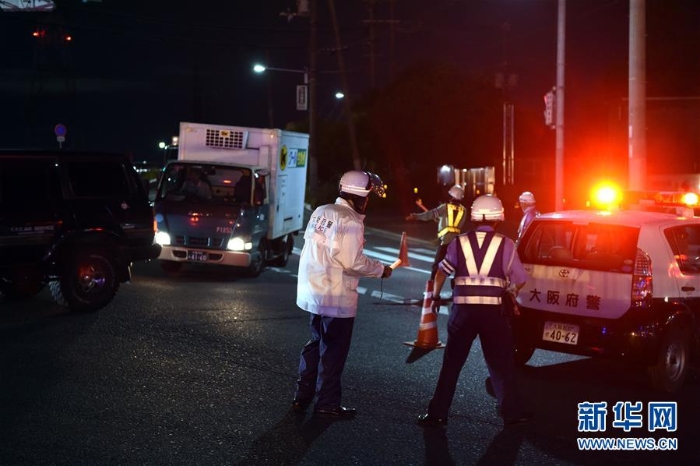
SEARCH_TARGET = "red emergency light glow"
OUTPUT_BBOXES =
[681,192,699,206]
[590,182,622,210]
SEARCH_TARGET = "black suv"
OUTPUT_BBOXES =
[0,150,161,312]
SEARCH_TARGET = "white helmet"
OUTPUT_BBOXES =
[339,170,386,198]
[471,194,504,222]
[519,191,536,205]
[448,185,464,201]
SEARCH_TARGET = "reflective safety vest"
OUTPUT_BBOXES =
[452,231,507,305]
[437,203,466,239]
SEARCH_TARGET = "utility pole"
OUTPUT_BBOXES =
[363,0,400,89]
[389,0,396,80]
[364,0,377,88]
[554,0,566,211]
[328,0,362,170]
[264,50,274,128]
[277,0,317,190]
[308,0,318,191]
[628,0,646,190]
[496,22,516,186]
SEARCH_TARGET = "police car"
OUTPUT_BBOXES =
[513,190,700,393]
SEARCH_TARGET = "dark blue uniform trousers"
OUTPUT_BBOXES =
[428,303,524,420]
[295,314,355,410]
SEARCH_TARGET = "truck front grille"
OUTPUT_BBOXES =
[174,235,225,248]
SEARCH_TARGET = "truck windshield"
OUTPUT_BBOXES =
[156,163,252,204]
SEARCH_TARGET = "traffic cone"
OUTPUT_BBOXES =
[398,231,411,267]
[404,279,445,349]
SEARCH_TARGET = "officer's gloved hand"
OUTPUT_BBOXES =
[431,296,443,314]
[381,265,392,279]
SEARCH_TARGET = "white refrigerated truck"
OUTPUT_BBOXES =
[153,122,309,276]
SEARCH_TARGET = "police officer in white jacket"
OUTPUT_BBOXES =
[293,170,393,418]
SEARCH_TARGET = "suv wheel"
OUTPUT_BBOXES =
[648,325,690,393]
[50,249,119,312]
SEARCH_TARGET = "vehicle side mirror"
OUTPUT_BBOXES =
[253,186,265,206]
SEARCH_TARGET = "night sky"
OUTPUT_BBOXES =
[1,0,698,168]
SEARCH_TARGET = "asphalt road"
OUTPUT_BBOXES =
[1,216,699,465]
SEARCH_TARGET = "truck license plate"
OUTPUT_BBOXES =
[542,321,579,345]
[187,250,208,262]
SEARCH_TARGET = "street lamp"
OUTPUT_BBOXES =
[253,63,309,84]
[253,62,311,124]
[253,61,317,192]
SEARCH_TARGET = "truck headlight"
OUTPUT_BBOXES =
[155,231,171,246]
[227,237,253,251]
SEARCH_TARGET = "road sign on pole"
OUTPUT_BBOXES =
[296,85,308,111]
[543,88,556,129]
[54,123,67,148]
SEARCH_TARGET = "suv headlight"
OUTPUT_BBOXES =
[227,237,253,251]
[155,231,171,246]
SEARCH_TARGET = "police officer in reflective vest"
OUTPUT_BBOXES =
[406,185,467,280]
[417,194,533,428]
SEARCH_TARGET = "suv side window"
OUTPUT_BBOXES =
[65,159,132,198]
[665,225,700,273]
[0,158,61,212]
[573,224,638,271]
[520,221,639,272]
[520,221,576,263]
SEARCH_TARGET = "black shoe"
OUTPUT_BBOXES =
[291,399,311,413]
[503,412,534,427]
[485,377,495,398]
[314,406,357,418]
[416,413,447,428]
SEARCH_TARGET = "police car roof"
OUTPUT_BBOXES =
[535,209,697,228]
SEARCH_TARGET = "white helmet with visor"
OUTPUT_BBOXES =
[339,170,385,198]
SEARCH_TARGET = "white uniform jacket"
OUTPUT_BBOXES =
[296,197,385,318]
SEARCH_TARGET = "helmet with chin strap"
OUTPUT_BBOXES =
[339,170,385,197]
[339,170,385,213]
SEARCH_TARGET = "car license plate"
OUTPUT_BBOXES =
[542,321,579,345]
[187,250,207,262]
